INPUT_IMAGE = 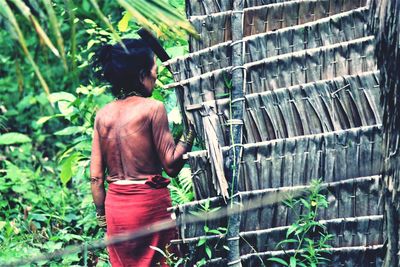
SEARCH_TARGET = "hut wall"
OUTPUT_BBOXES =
[166,0,384,265]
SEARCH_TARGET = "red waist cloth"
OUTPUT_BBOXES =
[105,176,176,267]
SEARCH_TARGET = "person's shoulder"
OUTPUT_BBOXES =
[138,98,166,121]
[96,103,111,116]
[138,98,164,112]
[141,97,163,106]
[94,101,116,120]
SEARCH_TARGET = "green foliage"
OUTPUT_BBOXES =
[268,179,334,267]
[150,244,188,267]
[41,85,111,185]
[168,167,195,205]
[0,115,6,130]
[0,0,194,96]
[0,132,31,145]
[0,0,191,265]
[189,200,227,266]
[0,153,103,266]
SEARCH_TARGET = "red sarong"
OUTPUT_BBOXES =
[105,176,176,267]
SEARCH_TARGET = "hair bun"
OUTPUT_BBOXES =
[97,44,113,66]
[92,39,154,99]
[92,44,113,79]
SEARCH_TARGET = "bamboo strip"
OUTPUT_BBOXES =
[172,175,380,211]
[170,214,383,244]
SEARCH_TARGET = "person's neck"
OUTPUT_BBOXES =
[118,89,145,100]
[126,90,144,97]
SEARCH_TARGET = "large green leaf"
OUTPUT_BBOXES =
[290,257,297,267]
[205,246,212,259]
[54,126,85,136]
[60,153,80,185]
[36,114,64,125]
[57,101,76,117]
[118,12,132,32]
[0,132,31,145]
[49,92,76,104]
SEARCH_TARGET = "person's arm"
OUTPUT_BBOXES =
[90,116,106,227]
[151,101,194,177]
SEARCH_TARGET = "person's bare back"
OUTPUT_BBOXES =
[91,96,188,183]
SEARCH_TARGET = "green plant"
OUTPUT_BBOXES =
[0,0,190,265]
[268,179,334,267]
[150,244,188,267]
[0,114,6,131]
[37,85,112,185]
[0,146,103,266]
[195,224,227,266]
[0,0,195,96]
[189,199,227,267]
[168,167,195,205]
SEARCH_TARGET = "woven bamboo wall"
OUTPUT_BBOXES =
[179,71,381,147]
[189,126,382,198]
[187,0,367,51]
[166,7,369,82]
[165,0,383,265]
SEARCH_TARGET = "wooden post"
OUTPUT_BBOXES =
[226,0,244,266]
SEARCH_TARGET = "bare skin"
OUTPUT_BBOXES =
[90,57,191,216]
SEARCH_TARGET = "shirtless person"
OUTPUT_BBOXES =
[90,39,194,266]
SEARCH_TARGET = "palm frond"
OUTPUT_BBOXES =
[42,0,68,71]
[88,0,125,48]
[120,0,197,38]
[0,0,195,97]
[0,0,51,95]
[12,0,60,57]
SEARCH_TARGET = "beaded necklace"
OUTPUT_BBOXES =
[117,89,144,99]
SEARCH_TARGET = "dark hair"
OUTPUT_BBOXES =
[93,39,155,99]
